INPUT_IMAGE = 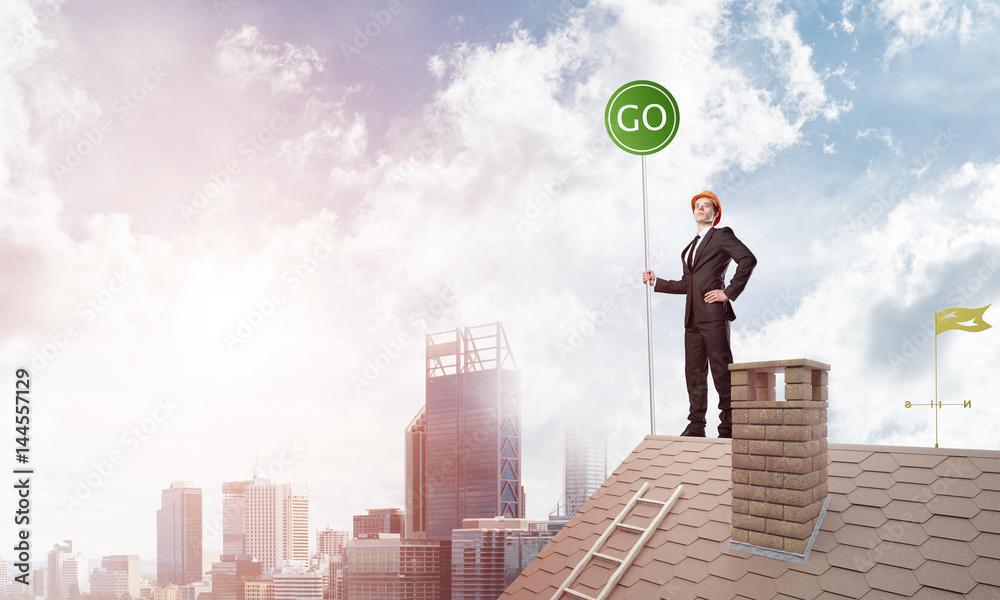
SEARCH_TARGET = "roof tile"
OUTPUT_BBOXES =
[908,587,966,600]
[788,549,831,576]
[671,524,700,547]
[829,476,857,495]
[973,490,1000,511]
[829,450,873,464]
[826,544,876,573]
[745,554,788,579]
[863,563,921,596]
[914,560,978,593]
[841,505,888,528]
[968,556,1000,586]
[820,511,846,533]
[926,495,981,518]
[698,520,732,543]
[699,478,730,496]
[706,553,747,581]
[686,538,722,563]
[969,531,1000,559]
[829,462,863,478]
[933,456,982,480]
[812,531,838,553]
[674,557,711,584]
[654,576,698,600]
[881,500,933,523]
[972,510,1000,534]
[876,520,929,547]
[834,524,881,549]
[967,584,1000,600]
[696,575,742,600]
[890,452,943,468]
[859,454,900,474]
[774,569,824,599]
[923,514,981,541]
[871,541,925,569]
[846,488,892,508]
[976,472,1000,491]
[819,566,870,598]
[969,456,1000,474]
[917,537,978,566]
[886,482,934,503]
[857,590,909,600]
[734,572,780,600]
[891,467,937,485]
[931,477,983,498]
[854,472,896,490]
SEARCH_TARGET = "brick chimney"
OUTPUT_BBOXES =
[729,359,831,563]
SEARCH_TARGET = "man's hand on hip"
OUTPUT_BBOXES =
[704,289,729,303]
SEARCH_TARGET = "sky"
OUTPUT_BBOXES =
[2,0,1000,566]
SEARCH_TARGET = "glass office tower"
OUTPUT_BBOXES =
[423,323,523,542]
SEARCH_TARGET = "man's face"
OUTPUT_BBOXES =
[693,197,716,225]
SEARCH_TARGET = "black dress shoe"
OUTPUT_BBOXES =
[680,425,706,437]
[718,430,732,439]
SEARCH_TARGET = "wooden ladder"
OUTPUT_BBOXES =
[549,482,684,600]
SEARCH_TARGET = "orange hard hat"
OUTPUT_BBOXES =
[691,191,721,226]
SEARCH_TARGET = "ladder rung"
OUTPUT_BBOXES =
[615,523,645,533]
[593,552,624,563]
[562,589,596,600]
[636,497,667,506]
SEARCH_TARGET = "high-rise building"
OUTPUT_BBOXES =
[222,481,253,555]
[157,482,203,586]
[272,566,322,600]
[343,536,440,600]
[564,418,607,518]
[0,558,8,594]
[404,408,427,538]
[152,586,181,600]
[91,555,140,599]
[314,528,349,561]
[422,323,523,541]
[210,555,261,600]
[243,580,272,600]
[32,567,47,598]
[352,508,405,539]
[243,479,309,572]
[46,541,88,599]
[450,518,558,599]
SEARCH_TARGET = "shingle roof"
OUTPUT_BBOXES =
[500,436,1000,600]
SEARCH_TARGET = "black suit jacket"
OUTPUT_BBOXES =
[654,226,756,327]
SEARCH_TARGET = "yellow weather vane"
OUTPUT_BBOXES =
[905,305,991,448]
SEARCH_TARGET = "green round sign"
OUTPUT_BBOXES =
[605,80,679,155]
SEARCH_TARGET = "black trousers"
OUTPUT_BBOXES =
[684,319,733,433]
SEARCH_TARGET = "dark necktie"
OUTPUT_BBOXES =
[686,234,700,271]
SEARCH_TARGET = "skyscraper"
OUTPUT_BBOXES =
[243,479,309,572]
[421,323,523,541]
[91,555,141,599]
[157,482,203,586]
[564,417,607,518]
[210,555,261,600]
[343,536,440,600]
[352,508,405,539]
[46,542,88,599]
[450,518,558,599]
[404,408,426,538]
[222,480,253,555]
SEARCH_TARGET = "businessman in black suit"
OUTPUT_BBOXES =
[642,191,756,438]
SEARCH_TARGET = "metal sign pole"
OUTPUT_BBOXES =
[642,155,655,435]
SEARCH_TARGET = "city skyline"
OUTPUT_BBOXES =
[3,0,1000,562]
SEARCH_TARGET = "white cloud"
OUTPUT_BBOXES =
[214,25,324,94]
[736,160,1000,447]
[877,0,997,64]
[857,127,903,156]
